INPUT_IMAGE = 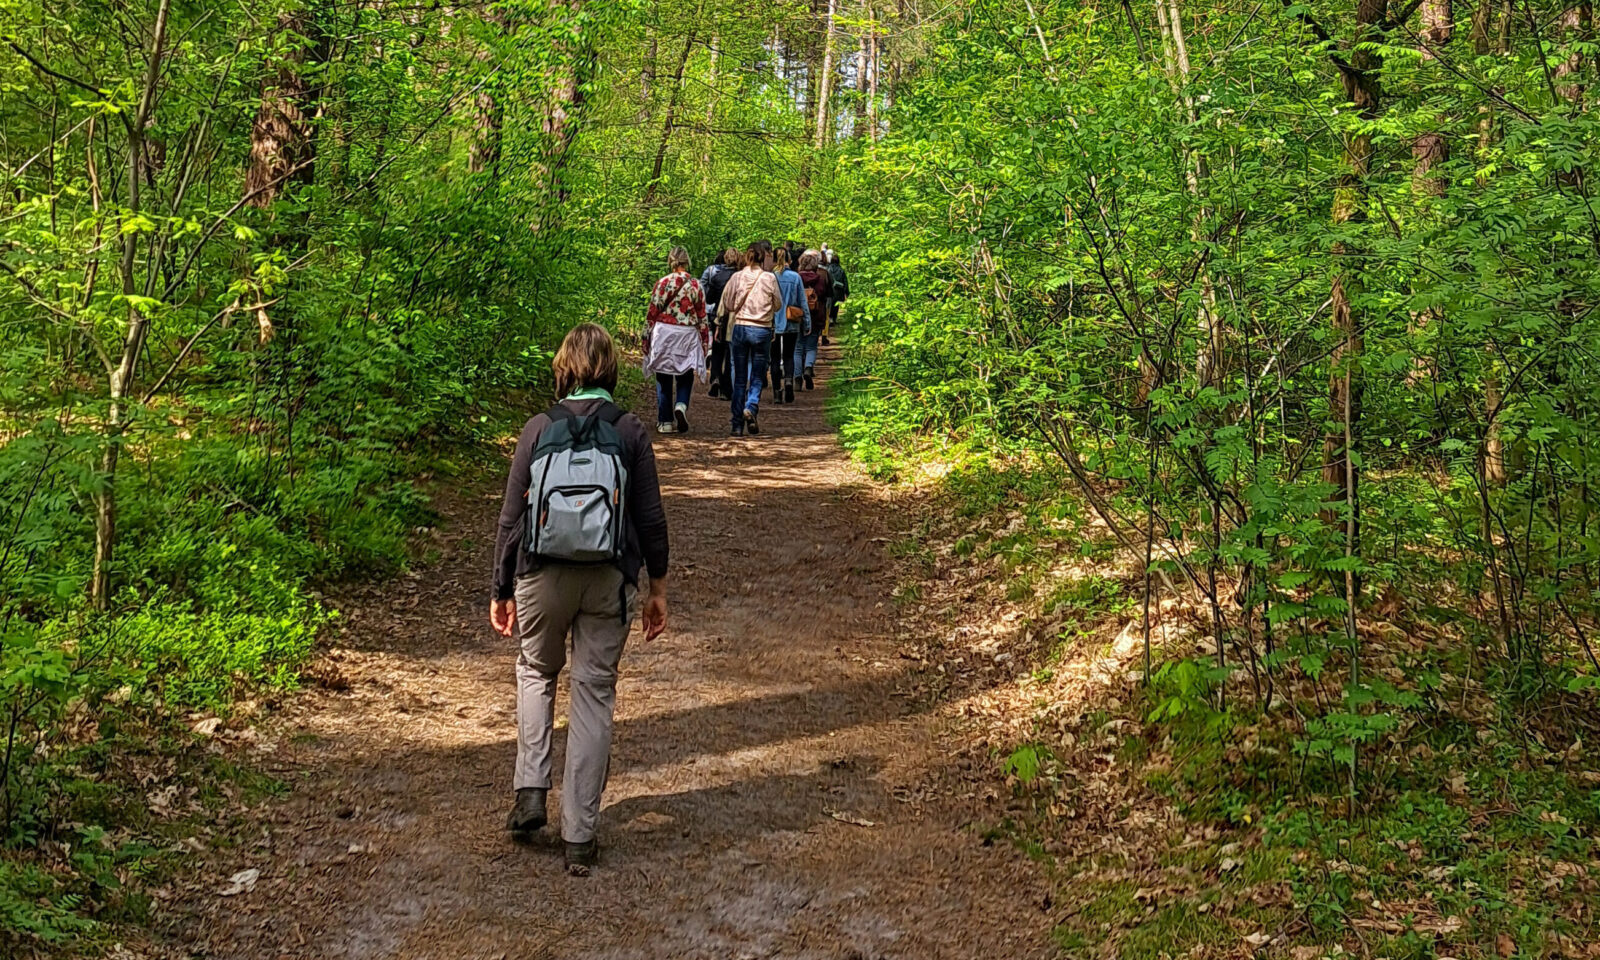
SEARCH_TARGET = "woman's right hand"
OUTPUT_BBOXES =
[490,598,516,637]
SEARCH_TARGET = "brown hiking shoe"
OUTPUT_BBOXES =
[505,788,547,832]
[564,839,598,876]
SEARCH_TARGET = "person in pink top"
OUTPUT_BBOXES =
[715,240,782,436]
[643,246,710,434]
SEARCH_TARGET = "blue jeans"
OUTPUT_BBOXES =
[729,324,772,427]
[655,372,694,424]
[797,330,819,374]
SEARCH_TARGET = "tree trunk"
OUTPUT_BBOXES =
[868,26,879,140]
[816,0,839,148]
[1555,4,1594,105]
[247,6,323,208]
[93,0,172,607]
[644,31,696,205]
[469,13,506,175]
[1484,361,1507,485]
[854,27,868,137]
[1476,0,1511,485]
[884,0,907,130]
[1470,0,1491,55]
[1321,0,1384,542]
[802,14,819,134]
[640,27,658,121]
[1414,1,1451,186]
[1420,0,1453,47]
[1407,0,1451,385]
[1411,131,1448,195]
[1155,0,1221,388]
[533,0,594,230]
[701,33,719,178]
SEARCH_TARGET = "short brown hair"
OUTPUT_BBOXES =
[552,322,618,398]
[723,246,741,268]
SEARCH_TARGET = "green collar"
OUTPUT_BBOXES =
[564,386,614,403]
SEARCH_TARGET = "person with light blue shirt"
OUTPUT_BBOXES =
[769,246,811,405]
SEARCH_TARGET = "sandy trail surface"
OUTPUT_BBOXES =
[171,347,1053,959]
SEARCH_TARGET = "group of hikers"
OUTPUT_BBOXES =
[641,240,849,437]
[488,243,848,875]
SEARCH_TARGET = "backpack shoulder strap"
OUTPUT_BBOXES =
[553,401,624,445]
[532,404,577,450]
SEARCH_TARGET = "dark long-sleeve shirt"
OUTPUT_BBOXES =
[492,398,669,600]
[799,269,833,325]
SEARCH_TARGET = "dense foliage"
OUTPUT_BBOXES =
[833,0,1600,751]
[820,0,1600,953]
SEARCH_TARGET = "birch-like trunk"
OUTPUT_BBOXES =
[868,26,879,140]
[1154,0,1221,388]
[815,0,839,149]
[700,34,719,178]
[854,29,868,137]
[94,0,172,607]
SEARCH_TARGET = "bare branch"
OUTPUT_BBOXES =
[4,40,105,98]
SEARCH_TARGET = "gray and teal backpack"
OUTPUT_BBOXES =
[526,403,630,566]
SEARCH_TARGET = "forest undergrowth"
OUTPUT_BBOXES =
[0,0,787,946]
[813,1,1600,956]
[846,424,1600,960]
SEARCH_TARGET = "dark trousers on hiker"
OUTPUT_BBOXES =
[730,324,771,426]
[514,565,636,843]
[762,337,778,391]
[708,339,730,395]
[655,371,694,425]
[770,330,798,390]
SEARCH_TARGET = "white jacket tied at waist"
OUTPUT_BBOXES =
[644,322,707,380]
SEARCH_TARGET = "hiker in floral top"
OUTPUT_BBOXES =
[643,246,711,434]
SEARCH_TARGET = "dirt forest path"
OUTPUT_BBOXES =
[171,346,1054,960]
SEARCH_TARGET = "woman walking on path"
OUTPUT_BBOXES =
[770,247,812,405]
[796,249,832,391]
[700,248,740,400]
[824,249,849,345]
[717,240,781,436]
[643,246,710,433]
[490,324,671,875]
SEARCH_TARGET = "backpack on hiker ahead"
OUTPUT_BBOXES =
[827,261,848,302]
[525,403,629,565]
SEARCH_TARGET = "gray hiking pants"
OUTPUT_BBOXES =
[513,565,636,843]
